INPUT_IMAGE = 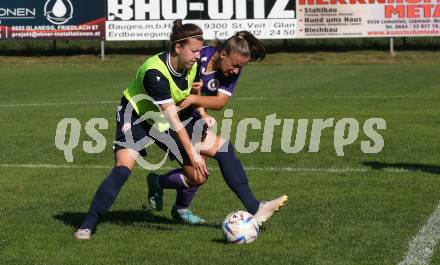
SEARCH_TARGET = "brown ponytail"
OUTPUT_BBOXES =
[235,31,266,61]
[218,31,266,62]
[170,19,203,51]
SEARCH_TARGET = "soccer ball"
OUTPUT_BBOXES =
[222,211,259,244]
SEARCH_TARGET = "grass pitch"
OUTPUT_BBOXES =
[0,51,439,265]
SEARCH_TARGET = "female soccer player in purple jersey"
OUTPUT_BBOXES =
[145,31,288,225]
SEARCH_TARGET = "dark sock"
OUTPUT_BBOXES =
[158,169,188,189]
[175,186,199,209]
[214,142,260,214]
[80,166,131,230]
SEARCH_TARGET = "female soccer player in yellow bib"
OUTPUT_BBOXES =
[75,20,207,239]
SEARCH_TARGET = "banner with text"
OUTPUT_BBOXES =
[106,0,296,40]
[0,0,105,40]
[296,0,440,38]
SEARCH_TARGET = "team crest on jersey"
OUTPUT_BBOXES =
[207,78,219,92]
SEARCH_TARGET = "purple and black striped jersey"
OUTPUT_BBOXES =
[199,46,241,97]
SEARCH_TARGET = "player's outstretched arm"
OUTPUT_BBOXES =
[179,93,230,111]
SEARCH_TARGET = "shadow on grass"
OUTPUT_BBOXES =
[53,210,220,230]
[363,161,440,174]
[211,238,227,244]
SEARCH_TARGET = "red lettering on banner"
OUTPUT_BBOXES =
[385,4,440,17]
[316,0,329,4]
[353,0,367,3]
[407,4,422,16]
[435,4,440,15]
[385,5,405,17]
[423,4,436,15]
[433,4,440,15]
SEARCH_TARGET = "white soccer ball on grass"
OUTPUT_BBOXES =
[222,210,259,244]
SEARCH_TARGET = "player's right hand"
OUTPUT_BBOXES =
[178,94,195,111]
[191,153,209,184]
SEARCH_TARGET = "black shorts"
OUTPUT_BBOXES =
[113,97,206,164]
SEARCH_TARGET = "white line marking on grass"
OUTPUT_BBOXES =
[398,201,440,265]
[0,101,118,108]
[0,95,435,108]
[0,163,111,169]
[234,95,435,101]
[0,163,414,173]
[245,166,370,172]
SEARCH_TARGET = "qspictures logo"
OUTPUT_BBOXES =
[54,95,387,169]
[44,0,73,25]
